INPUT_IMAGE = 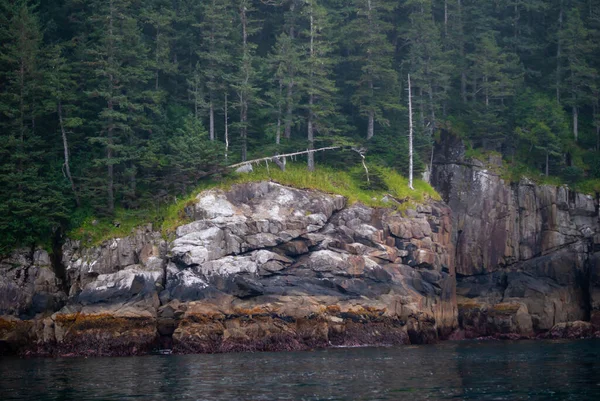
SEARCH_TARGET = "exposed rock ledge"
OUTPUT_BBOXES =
[0,182,457,356]
[432,131,600,339]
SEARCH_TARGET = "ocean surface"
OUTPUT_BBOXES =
[1,339,600,400]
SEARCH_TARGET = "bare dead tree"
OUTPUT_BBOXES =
[408,74,414,190]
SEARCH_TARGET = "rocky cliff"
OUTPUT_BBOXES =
[431,132,600,339]
[0,182,457,356]
[2,139,599,357]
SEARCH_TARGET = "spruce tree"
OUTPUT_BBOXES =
[0,1,67,252]
[346,0,399,140]
[196,0,234,143]
[85,0,151,213]
[298,0,338,171]
[559,7,596,141]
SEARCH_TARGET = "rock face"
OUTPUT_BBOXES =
[432,131,600,338]
[3,145,598,355]
[0,182,457,356]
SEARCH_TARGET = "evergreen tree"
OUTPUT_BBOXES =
[196,0,235,143]
[559,7,596,141]
[0,1,67,252]
[467,31,523,147]
[346,0,399,140]
[298,0,338,171]
[515,91,569,176]
[402,0,450,166]
[85,0,152,213]
[233,0,261,162]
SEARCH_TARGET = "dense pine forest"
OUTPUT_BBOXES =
[1,0,600,253]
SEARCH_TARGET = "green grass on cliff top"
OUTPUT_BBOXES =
[69,163,440,246]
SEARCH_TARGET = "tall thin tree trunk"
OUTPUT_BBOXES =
[546,149,549,176]
[556,0,563,104]
[573,105,578,141]
[276,81,283,145]
[408,74,414,190]
[428,81,436,173]
[458,0,467,103]
[307,97,314,171]
[419,87,425,130]
[58,100,80,206]
[155,26,160,91]
[594,102,600,151]
[444,0,448,38]
[224,93,229,161]
[107,0,115,214]
[307,9,315,172]
[367,109,375,140]
[209,100,215,141]
[193,72,199,119]
[240,1,249,162]
[284,2,296,140]
[18,53,25,186]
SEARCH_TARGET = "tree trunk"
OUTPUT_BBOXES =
[58,100,80,206]
[419,87,424,130]
[307,10,315,172]
[107,0,115,214]
[458,0,467,103]
[573,105,578,142]
[284,3,296,140]
[308,95,315,172]
[276,81,282,145]
[556,0,563,104]
[546,149,549,177]
[241,96,247,162]
[484,76,489,107]
[209,100,215,141]
[444,0,448,38]
[595,102,600,151]
[18,49,25,185]
[408,74,414,190]
[155,26,160,91]
[367,109,374,140]
[224,93,229,161]
[240,2,249,162]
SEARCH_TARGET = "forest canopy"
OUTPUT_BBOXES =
[1,0,599,253]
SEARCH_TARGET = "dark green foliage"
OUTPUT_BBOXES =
[0,0,599,252]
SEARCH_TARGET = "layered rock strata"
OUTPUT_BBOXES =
[432,132,600,339]
[0,182,457,356]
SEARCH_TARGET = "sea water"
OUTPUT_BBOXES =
[1,339,600,400]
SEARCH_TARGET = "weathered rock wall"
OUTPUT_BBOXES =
[431,131,600,338]
[0,182,457,356]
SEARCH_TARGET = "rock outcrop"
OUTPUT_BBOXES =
[3,138,599,356]
[431,131,600,339]
[0,182,457,356]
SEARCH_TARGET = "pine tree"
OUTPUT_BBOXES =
[559,7,596,141]
[196,0,235,143]
[346,0,399,140]
[44,43,83,206]
[85,0,152,213]
[402,0,450,167]
[515,91,569,176]
[233,0,261,162]
[298,0,338,171]
[467,31,523,147]
[0,1,67,251]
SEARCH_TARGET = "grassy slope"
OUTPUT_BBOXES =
[69,163,440,246]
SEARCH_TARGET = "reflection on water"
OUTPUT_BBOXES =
[1,340,600,400]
